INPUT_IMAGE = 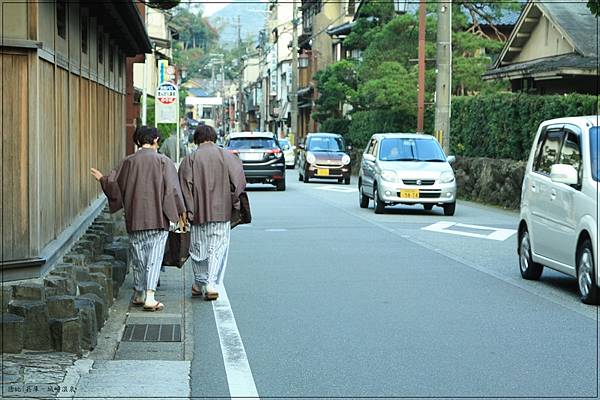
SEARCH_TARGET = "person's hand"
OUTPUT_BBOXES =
[90,168,103,181]
[177,214,189,233]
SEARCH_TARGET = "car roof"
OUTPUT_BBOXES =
[307,132,342,137]
[371,133,436,140]
[228,131,275,139]
[539,115,600,129]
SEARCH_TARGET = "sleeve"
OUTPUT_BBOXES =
[162,158,186,223]
[178,155,195,221]
[227,153,247,209]
[99,159,126,213]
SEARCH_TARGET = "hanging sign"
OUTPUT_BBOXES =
[158,60,168,84]
[155,82,178,123]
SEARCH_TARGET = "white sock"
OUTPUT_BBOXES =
[145,290,156,304]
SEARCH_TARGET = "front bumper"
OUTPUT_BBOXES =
[307,164,351,179]
[376,178,456,204]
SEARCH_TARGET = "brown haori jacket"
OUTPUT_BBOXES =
[178,142,246,225]
[100,148,186,233]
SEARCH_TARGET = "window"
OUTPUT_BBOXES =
[307,136,344,152]
[57,0,66,39]
[558,131,581,174]
[97,31,104,64]
[534,130,564,175]
[590,127,600,182]
[81,15,88,54]
[378,138,446,162]
[347,0,356,15]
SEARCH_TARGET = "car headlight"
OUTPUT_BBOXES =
[439,171,455,183]
[381,170,397,182]
[306,152,316,164]
[341,155,351,165]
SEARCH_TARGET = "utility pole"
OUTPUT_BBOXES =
[417,0,426,133]
[434,1,452,153]
[291,0,299,145]
[237,15,245,131]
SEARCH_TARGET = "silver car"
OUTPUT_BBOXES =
[358,133,457,215]
[278,138,296,169]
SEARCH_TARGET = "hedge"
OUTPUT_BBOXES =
[451,93,598,160]
[346,109,419,148]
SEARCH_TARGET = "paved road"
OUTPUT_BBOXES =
[190,170,599,399]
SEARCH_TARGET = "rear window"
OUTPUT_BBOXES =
[228,138,277,149]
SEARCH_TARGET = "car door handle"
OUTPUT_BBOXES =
[531,183,537,193]
[550,189,557,200]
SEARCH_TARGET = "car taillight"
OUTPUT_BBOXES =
[228,149,239,154]
[267,148,282,154]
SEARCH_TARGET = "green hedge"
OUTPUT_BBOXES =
[346,110,416,148]
[451,93,598,160]
[319,118,350,135]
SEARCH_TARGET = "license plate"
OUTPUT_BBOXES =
[399,189,419,199]
[316,169,330,176]
[240,152,263,161]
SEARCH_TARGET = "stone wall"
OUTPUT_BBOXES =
[1,209,130,355]
[453,157,527,210]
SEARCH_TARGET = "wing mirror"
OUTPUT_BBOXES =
[550,164,578,185]
[363,154,375,162]
[298,143,305,150]
[346,145,353,152]
[446,155,456,164]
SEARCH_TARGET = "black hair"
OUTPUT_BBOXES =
[135,125,160,146]
[194,124,217,145]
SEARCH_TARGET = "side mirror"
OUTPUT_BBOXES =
[363,154,376,162]
[346,145,353,152]
[446,155,456,164]
[298,144,305,150]
[550,164,578,185]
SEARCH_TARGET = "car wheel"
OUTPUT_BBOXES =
[338,178,343,183]
[276,179,286,191]
[303,170,309,183]
[373,186,385,214]
[359,184,369,209]
[577,239,599,304]
[519,229,543,280]
[443,202,456,216]
[344,176,351,185]
[423,204,434,211]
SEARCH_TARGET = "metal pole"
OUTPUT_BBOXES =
[237,15,244,131]
[291,0,299,145]
[176,86,180,164]
[417,0,426,133]
[434,0,452,153]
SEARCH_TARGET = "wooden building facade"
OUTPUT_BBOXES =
[1,1,151,280]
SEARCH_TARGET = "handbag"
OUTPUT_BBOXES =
[231,192,252,229]
[162,229,191,268]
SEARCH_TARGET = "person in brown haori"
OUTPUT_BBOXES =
[179,124,246,300]
[91,126,186,311]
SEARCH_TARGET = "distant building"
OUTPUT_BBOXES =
[483,0,598,94]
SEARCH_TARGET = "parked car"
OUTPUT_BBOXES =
[518,116,599,304]
[297,133,352,184]
[225,131,286,191]
[357,133,457,215]
[278,138,296,169]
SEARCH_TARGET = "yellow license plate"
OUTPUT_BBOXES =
[316,169,330,176]
[399,189,420,199]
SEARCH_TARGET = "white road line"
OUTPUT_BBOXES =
[314,185,358,193]
[212,287,260,400]
[422,221,517,241]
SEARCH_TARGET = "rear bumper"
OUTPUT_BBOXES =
[243,163,285,182]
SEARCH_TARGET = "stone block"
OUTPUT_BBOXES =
[47,295,77,319]
[12,282,45,301]
[63,253,88,266]
[78,281,106,304]
[72,245,94,259]
[87,272,113,306]
[82,234,104,255]
[1,285,13,313]
[111,260,128,288]
[8,300,52,350]
[49,317,81,355]
[78,293,107,329]
[88,228,112,244]
[103,243,129,264]
[75,297,98,350]
[51,263,77,281]
[0,313,25,353]
[44,276,76,297]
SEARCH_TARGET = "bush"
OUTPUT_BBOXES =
[347,110,415,148]
[451,93,598,160]
[319,118,350,135]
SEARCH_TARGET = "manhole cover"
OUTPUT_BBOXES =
[122,324,181,342]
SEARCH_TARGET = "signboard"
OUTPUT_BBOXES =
[158,60,168,84]
[155,82,178,123]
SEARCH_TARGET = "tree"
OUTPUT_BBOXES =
[313,60,358,122]
[588,0,600,16]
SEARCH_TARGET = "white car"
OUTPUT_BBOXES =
[278,138,296,169]
[358,133,457,215]
[519,116,599,304]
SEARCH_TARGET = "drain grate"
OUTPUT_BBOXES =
[122,324,181,342]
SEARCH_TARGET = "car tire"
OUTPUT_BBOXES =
[443,202,456,216]
[359,184,369,209]
[519,229,543,280]
[344,176,351,185]
[373,186,385,214]
[338,178,343,183]
[577,239,599,305]
[423,204,434,211]
[276,179,286,191]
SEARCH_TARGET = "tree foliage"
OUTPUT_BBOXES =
[587,0,600,16]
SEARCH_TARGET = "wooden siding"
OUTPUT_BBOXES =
[1,53,30,260]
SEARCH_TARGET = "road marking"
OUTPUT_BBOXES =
[314,185,358,193]
[422,221,517,241]
[265,228,288,232]
[212,287,260,400]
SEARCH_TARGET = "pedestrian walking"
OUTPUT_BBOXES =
[160,131,187,162]
[178,124,246,300]
[91,126,186,311]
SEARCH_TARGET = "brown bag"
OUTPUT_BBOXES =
[231,192,252,229]
[162,231,191,268]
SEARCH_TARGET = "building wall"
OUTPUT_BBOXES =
[513,14,575,63]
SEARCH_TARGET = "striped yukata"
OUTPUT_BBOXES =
[189,221,230,286]
[129,229,169,291]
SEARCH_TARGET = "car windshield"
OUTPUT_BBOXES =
[590,127,600,181]
[228,138,276,149]
[307,136,343,152]
[379,138,446,162]
[279,139,290,150]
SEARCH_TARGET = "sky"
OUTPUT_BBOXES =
[201,0,229,16]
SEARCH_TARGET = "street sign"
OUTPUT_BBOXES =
[155,82,178,123]
[158,60,168,85]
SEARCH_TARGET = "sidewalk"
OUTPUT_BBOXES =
[2,265,195,399]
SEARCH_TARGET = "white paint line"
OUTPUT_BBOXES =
[265,228,288,232]
[212,287,260,400]
[422,221,517,241]
[314,185,358,193]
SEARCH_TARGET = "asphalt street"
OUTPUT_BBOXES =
[190,170,599,399]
